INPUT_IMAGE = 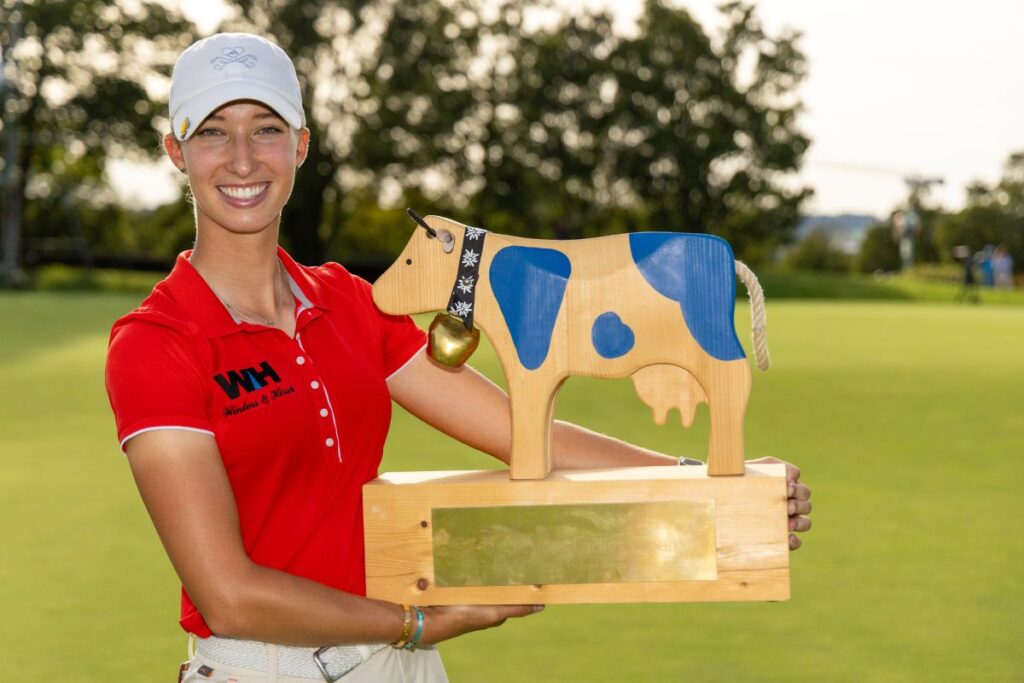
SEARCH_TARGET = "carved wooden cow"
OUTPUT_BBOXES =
[373,215,768,479]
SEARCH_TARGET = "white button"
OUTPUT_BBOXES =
[325,437,335,447]
[310,380,320,390]
[319,408,329,418]
[296,356,306,365]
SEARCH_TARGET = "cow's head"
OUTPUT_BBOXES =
[372,213,467,316]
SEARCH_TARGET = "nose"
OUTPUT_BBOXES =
[226,135,256,177]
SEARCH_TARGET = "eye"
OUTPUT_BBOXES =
[258,126,284,135]
[405,258,412,265]
[196,128,222,137]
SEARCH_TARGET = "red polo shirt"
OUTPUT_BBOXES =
[105,248,426,637]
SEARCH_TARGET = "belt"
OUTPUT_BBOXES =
[195,635,387,681]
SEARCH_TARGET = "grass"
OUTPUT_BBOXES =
[756,268,1024,304]
[23,262,1024,305]
[1,291,1022,681]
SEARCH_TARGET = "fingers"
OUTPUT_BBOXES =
[787,482,811,501]
[787,477,811,553]
[493,604,544,620]
[419,604,544,646]
[788,498,812,516]
[789,515,812,532]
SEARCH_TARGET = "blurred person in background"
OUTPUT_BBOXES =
[953,245,980,304]
[993,244,1014,288]
[104,32,813,683]
[979,244,996,287]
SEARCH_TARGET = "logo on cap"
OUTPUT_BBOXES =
[179,117,190,138]
[211,47,258,70]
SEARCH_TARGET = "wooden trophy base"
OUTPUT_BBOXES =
[363,463,789,605]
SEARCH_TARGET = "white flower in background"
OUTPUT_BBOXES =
[461,249,479,268]
[456,276,475,294]
[466,226,486,240]
[451,301,473,318]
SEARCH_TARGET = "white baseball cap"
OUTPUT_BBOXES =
[169,33,305,141]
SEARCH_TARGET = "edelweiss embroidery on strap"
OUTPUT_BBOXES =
[445,227,487,331]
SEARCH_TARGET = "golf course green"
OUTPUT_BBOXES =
[1,290,1021,681]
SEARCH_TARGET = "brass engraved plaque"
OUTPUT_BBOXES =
[432,500,716,587]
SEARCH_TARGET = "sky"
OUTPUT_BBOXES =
[115,0,1024,219]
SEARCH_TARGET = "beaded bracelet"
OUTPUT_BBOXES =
[403,605,425,651]
[391,604,413,649]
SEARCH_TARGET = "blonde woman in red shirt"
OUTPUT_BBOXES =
[106,32,812,683]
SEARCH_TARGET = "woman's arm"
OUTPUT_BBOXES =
[386,353,677,469]
[387,353,812,550]
[126,428,537,646]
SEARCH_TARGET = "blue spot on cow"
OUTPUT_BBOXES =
[490,246,572,370]
[592,312,635,359]
[628,233,745,362]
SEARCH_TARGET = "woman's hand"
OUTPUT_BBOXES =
[416,604,544,646]
[748,456,812,551]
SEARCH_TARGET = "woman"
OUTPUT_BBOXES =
[105,32,812,683]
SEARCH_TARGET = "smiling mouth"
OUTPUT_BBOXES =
[218,183,269,200]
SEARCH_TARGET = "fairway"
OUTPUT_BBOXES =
[1,292,1021,681]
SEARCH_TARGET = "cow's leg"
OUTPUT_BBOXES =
[507,378,561,480]
[702,359,751,476]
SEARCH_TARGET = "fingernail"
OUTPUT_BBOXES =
[789,518,796,530]
[533,605,545,613]
[788,502,796,515]
[788,483,795,497]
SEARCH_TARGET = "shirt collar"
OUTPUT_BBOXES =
[163,247,327,338]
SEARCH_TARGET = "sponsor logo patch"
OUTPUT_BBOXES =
[213,361,280,399]
[211,47,258,70]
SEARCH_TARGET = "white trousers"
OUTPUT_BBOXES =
[180,644,448,683]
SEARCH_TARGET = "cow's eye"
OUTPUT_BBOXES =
[405,258,412,265]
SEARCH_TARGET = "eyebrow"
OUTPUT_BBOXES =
[203,112,285,122]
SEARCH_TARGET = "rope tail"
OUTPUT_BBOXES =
[734,260,770,371]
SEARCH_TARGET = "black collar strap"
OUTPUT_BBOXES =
[445,226,487,330]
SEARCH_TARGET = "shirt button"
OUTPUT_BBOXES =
[296,356,306,365]
[325,437,335,447]
[310,380,320,390]
[319,408,329,418]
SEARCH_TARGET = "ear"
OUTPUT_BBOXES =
[295,127,311,168]
[163,133,186,173]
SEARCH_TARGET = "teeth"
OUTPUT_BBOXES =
[219,183,268,200]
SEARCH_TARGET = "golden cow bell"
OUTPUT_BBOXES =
[428,312,480,367]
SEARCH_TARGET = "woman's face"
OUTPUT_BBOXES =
[164,100,309,237]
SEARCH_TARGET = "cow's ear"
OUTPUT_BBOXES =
[438,229,455,253]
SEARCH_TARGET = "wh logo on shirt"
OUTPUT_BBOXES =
[213,361,280,399]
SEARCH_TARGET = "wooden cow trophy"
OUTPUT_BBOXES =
[363,214,788,606]
[373,214,770,479]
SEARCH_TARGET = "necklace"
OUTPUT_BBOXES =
[216,260,291,327]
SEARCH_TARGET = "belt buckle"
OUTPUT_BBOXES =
[313,646,344,682]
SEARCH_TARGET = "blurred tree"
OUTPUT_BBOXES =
[935,152,1024,272]
[783,228,850,272]
[856,222,901,274]
[446,0,812,262]
[603,0,811,261]
[2,0,811,275]
[222,0,810,265]
[0,0,195,285]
